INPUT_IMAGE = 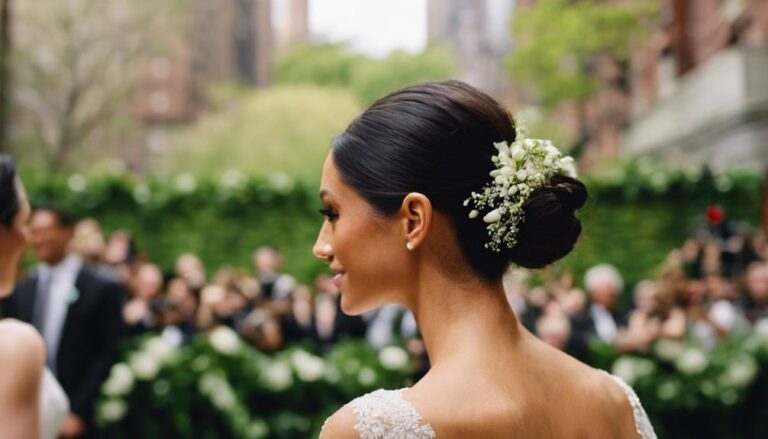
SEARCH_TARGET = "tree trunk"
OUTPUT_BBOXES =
[0,0,11,153]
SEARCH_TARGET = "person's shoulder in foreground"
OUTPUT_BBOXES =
[0,319,45,438]
[319,404,358,439]
[318,352,645,438]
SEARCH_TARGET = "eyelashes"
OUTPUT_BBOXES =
[319,207,339,222]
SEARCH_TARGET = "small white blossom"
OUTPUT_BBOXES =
[483,209,502,223]
[261,361,293,391]
[656,380,681,401]
[68,174,87,192]
[654,339,684,361]
[675,347,708,375]
[98,399,127,423]
[357,367,377,386]
[468,210,479,219]
[129,352,159,380]
[133,184,152,204]
[220,169,247,189]
[102,363,135,397]
[378,346,409,371]
[720,356,758,389]
[209,326,240,355]
[174,173,197,193]
[144,337,175,363]
[291,350,326,382]
[464,117,575,252]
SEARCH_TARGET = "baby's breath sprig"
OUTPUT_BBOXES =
[464,118,577,252]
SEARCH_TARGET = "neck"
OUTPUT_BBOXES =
[46,252,70,267]
[407,267,523,369]
[0,245,23,297]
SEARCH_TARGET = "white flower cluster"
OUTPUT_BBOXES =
[464,118,577,252]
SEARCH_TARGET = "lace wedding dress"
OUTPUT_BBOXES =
[328,372,656,439]
[40,367,69,439]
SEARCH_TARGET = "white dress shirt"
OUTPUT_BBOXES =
[590,304,617,343]
[37,254,83,373]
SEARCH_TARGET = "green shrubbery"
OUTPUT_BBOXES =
[21,160,763,287]
[591,327,768,438]
[95,329,412,438]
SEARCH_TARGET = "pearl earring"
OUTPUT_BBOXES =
[406,241,414,251]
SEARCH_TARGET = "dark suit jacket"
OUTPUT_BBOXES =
[1,264,126,425]
[568,305,628,360]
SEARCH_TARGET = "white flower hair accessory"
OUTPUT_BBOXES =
[464,118,577,252]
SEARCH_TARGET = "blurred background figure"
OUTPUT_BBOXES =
[253,246,296,301]
[157,277,199,347]
[69,218,106,265]
[744,261,768,324]
[175,253,207,291]
[123,263,163,336]
[569,264,627,358]
[2,206,126,437]
[102,230,139,285]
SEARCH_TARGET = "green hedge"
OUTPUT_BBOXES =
[21,161,764,286]
[95,329,413,438]
[590,328,768,438]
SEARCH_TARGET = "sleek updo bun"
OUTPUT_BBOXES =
[0,154,19,228]
[331,80,587,281]
[508,174,587,269]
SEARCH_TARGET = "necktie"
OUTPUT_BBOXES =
[33,271,58,372]
[33,272,53,336]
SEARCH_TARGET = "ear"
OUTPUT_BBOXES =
[398,193,432,249]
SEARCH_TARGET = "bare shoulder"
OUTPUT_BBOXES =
[583,369,641,437]
[0,319,45,365]
[0,319,45,403]
[319,404,358,439]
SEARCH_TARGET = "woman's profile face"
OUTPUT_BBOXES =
[0,178,31,298]
[313,152,411,315]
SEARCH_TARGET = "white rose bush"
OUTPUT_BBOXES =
[95,331,413,438]
[589,330,768,438]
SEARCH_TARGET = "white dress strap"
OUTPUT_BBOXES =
[347,388,436,439]
[605,373,657,439]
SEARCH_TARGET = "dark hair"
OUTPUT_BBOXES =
[0,154,19,228]
[331,81,587,281]
[34,205,77,228]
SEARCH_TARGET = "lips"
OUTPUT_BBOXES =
[332,272,345,288]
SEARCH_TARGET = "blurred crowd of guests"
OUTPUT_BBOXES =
[2,204,767,437]
[512,210,768,361]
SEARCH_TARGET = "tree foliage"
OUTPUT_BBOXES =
[10,0,180,171]
[508,0,656,106]
[275,44,456,106]
[160,85,360,183]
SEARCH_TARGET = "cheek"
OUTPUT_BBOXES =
[337,223,409,313]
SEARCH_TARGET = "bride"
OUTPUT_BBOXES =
[0,155,69,438]
[314,81,655,438]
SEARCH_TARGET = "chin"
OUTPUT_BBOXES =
[339,287,392,316]
[338,293,368,316]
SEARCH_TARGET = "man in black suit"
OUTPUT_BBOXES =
[2,207,126,438]
[568,263,628,360]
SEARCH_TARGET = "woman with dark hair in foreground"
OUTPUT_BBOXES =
[0,155,69,439]
[315,81,655,438]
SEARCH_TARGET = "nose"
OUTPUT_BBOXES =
[313,224,333,261]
